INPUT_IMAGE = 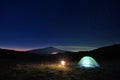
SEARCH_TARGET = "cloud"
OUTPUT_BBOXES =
[55,46,98,52]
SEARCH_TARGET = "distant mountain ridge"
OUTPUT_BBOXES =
[27,47,68,55]
[49,44,120,62]
[90,44,120,53]
[0,44,120,62]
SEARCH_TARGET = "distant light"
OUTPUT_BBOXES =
[51,52,58,54]
[61,60,65,66]
[78,56,100,68]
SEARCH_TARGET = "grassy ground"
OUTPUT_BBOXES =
[0,61,119,80]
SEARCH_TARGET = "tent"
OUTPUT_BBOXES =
[78,56,100,68]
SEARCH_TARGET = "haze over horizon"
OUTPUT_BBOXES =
[0,45,98,52]
[0,0,120,51]
[0,44,118,52]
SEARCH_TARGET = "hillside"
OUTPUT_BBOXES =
[47,44,120,62]
[0,48,45,63]
[0,44,120,63]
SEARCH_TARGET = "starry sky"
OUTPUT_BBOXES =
[0,0,120,51]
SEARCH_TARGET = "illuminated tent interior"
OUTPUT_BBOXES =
[78,56,100,68]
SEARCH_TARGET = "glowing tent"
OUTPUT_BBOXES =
[78,56,100,68]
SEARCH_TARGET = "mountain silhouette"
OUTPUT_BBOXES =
[47,44,120,62]
[0,44,120,63]
[27,47,68,55]
[0,48,45,62]
[88,44,120,61]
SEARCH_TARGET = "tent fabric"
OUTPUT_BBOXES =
[78,56,100,68]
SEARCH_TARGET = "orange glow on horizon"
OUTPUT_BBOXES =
[1,47,34,51]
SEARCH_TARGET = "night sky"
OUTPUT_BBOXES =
[0,0,120,51]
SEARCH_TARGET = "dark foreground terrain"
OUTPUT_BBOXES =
[0,61,119,80]
[0,44,120,80]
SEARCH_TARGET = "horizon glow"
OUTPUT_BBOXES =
[0,46,98,52]
[0,0,120,50]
